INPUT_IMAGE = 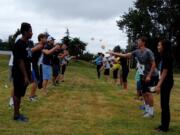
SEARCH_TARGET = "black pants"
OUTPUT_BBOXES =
[61,65,67,75]
[96,65,102,79]
[160,80,173,130]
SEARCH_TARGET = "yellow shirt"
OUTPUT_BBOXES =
[112,57,121,70]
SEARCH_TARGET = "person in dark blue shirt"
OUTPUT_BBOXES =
[42,36,60,95]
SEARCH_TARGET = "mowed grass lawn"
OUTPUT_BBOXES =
[0,55,180,135]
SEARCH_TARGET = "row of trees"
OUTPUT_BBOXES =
[61,29,87,57]
[117,0,180,67]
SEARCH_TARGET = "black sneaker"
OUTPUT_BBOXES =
[155,126,169,132]
[14,114,29,122]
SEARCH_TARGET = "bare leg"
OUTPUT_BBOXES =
[42,80,48,95]
[123,82,128,90]
[29,82,37,97]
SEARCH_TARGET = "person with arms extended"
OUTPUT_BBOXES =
[12,22,33,122]
[108,36,159,118]
[29,33,47,101]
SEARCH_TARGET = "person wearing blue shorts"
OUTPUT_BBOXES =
[42,36,60,95]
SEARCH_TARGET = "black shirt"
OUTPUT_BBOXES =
[120,57,129,72]
[160,55,173,82]
[12,39,31,80]
[32,47,42,65]
[42,44,53,65]
[52,49,64,65]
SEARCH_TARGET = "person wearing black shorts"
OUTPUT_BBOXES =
[108,36,159,118]
[12,22,33,122]
[59,49,69,82]
[101,56,111,81]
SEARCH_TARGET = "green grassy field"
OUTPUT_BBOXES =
[0,55,180,135]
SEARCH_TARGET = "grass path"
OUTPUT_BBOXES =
[0,55,180,135]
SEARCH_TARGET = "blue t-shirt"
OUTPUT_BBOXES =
[95,56,102,65]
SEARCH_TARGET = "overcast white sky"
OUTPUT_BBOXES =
[0,0,134,53]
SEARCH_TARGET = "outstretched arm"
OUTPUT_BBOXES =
[107,51,132,58]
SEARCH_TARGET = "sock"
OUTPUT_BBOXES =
[9,97,14,105]
[145,104,149,113]
[149,106,154,115]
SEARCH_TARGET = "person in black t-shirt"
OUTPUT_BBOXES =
[52,43,66,85]
[12,22,33,122]
[29,33,47,101]
[120,54,129,90]
[155,40,174,132]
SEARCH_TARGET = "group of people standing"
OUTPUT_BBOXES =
[93,51,129,90]
[107,36,174,132]
[6,22,174,133]
[9,22,73,122]
[93,36,174,132]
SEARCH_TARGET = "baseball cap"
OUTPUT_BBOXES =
[47,36,55,42]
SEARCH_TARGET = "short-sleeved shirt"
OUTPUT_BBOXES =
[103,57,111,69]
[9,53,14,66]
[120,57,129,71]
[159,55,173,83]
[52,49,64,65]
[12,39,31,80]
[132,48,158,77]
[95,56,103,65]
[32,47,42,66]
[42,44,53,65]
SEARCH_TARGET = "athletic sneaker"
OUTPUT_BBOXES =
[56,81,60,85]
[29,95,38,102]
[14,114,29,122]
[139,105,145,111]
[9,97,14,108]
[154,126,169,132]
[143,112,154,118]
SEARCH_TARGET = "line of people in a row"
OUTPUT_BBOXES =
[9,22,74,122]
[93,51,129,90]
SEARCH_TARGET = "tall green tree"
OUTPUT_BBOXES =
[117,0,180,66]
[61,28,87,56]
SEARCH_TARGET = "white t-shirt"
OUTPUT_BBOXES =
[103,57,111,69]
[9,53,14,66]
[136,62,145,75]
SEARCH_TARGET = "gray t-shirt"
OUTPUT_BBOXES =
[132,48,158,77]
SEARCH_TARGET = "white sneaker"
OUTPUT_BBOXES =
[29,97,37,102]
[143,113,154,118]
[9,97,14,108]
